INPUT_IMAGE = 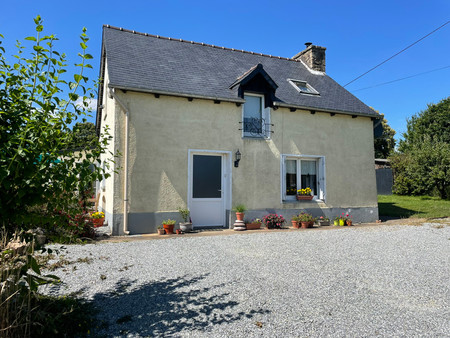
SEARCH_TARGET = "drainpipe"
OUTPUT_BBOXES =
[109,88,130,235]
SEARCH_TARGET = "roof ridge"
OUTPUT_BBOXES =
[103,24,300,63]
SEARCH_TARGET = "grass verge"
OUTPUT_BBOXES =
[378,194,450,219]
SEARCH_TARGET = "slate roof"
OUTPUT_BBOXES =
[99,25,378,119]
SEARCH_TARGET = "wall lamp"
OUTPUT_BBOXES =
[234,149,241,167]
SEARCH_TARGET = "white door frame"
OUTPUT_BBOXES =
[187,149,232,228]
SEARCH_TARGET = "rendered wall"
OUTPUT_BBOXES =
[108,90,378,234]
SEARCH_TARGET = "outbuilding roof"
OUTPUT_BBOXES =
[98,25,378,124]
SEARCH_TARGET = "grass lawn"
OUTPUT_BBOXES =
[378,194,450,219]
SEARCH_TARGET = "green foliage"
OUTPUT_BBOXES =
[162,219,176,225]
[233,204,247,213]
[391,97,450,199]
[68,122,99,149]
[178,208,190,222]
[374,113,396,159]
[0,16,114,233]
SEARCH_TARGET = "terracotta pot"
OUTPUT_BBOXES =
[291,220,299,229]
[346,220,353,226]
[157,229,165,235]
[246,223,261,230]
[236,212,245,221]
[308,221,314,228]
[296,195,314,201]
[92,218,104,228]
[176,229,182,234]
[163,223,175,234]
[301,221,309,229]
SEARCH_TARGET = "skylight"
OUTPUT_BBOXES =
[288,79,319,95]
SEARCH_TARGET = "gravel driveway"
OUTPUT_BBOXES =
[44,222,450,337]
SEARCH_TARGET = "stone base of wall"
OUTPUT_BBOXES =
[111,207,378,235]
[229,207,379,229]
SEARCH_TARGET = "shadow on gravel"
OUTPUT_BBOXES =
[91,274,270,336]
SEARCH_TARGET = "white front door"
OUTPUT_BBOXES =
[189,152,227,227]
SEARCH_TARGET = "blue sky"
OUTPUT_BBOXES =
[2,0,449,142]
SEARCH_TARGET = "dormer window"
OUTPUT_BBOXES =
[288,79,319,95]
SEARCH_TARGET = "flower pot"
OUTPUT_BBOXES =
[157,229,165,235]
[92,218,104,228]
[246,223,261,230]
[346,219,353,226]
[179,222,193,233]
[296,195,314,201]
[163,223,175,234]
[291,220,299,229]
[236,212,245,221]
[333,220,339,226]
[339,219,345,226]
[301,221,309,229]
[308,221,314,228]
[319,220,330,226]
[176,229,182,234]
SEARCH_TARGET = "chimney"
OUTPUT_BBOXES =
[293,42,326,72]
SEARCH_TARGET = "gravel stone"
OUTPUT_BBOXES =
[42,223,450,337]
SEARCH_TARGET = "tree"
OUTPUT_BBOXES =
[0,17,113,233]
[392,97,450,199]
[69,122,99,149]
[374,113,396,159]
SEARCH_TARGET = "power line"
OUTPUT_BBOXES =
[351,65,450,92]
[343,20,450,88]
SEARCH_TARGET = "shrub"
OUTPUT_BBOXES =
[262,214,286,229]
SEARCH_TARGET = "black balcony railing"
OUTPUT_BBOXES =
[239,117,274,138]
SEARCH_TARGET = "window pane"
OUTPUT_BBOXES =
[285,160,297,196]
[243,95,262,133]
[301,160,317,195]
[193,155,221,198]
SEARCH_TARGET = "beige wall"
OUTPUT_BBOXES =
[110,90,377,216]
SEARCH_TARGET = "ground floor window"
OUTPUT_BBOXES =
[282,155,325,201]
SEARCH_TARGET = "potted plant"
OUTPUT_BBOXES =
[234,204,247,221]
[333,216,339,226]
[345,213,353,226]
[246,218,262,230]
[297,212,314,228]
[291,215,300,229]
[162,219,176,234]
[178,207,193,232]
[157,225,165,235]
[318,216,330,226]
[91,211,105,228]
[296,187,313,201]
[338,213,345,226]
[262,214,286,229]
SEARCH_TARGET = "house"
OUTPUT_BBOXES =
[96,25,380,235]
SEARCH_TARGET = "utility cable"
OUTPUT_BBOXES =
[351,65,450,92]
[343,21,450,87]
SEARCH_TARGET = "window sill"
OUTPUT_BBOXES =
[282,199,324,204]
[242,135,269,140]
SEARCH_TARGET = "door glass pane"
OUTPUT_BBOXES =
[193,155,221,198]
[301,160,317,195]
[285,159,297,196]
[243,95,262,133]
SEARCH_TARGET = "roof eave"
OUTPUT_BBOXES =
[273,102,380,119]
[108,84,246,104]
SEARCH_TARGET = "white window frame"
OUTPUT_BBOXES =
[281,154,326,202]
[242,93,271,139]
[287,79,320,95]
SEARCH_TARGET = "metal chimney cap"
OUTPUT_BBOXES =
[304,42,312,47]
